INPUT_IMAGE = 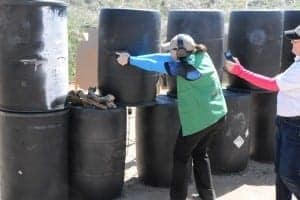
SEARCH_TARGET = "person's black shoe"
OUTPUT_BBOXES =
[194,188,216,200]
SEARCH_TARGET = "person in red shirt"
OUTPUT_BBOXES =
[224,25,300,200]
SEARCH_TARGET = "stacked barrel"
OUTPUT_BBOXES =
[97,8,187,188]
[209,90,250,173]
[0,1,69,200]
[69,107,126,200]
[98,8,161,106]
[224,10,284,162]
[68,8,161,200]
[135,95,182,187]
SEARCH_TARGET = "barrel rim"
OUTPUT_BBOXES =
[169,9,224,13]
[71,105,125,112]
[0,107,70,117]
[230,9,283,13]
[222,89,251,97]
[100,7,160,13]
[0,0,67,6]
[0,104,70,113]
[283,9,300,13]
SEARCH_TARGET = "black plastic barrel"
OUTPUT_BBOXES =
[224,10,283,90]
[281,10,300,72]
[98,8,161,106]
[0,109,69,200]
[0,1,68,112]
[250,92,277,162]
[135,95,181,187]
[209,89,250,174]
[166,10,225,96]
[69,106,126,200]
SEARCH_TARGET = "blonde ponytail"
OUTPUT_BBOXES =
[194,44,207,52]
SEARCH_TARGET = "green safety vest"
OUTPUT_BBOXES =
[177,52,227,136]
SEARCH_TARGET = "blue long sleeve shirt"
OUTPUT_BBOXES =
[129,53,202,81]
[129,53,173,74]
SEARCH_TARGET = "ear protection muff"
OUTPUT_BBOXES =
[176,35,192,58]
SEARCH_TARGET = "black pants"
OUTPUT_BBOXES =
[170,117,225,200]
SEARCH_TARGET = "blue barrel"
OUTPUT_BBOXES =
[0,0,68,112]
[98,8,160,106]
[135,95,182,187]
[281,10,300,72]
[224,10,283,90]
[166,10,224,96]
[210,89,251,173]
[0,109,69,200]
[69,106,126,200]
[250,92,277,162]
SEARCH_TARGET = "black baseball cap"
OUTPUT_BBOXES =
[284,25,300,40]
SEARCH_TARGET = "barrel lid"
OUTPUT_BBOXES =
[0,0,67,6]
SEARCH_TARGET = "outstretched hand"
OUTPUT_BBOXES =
[224,57,240,74]
[115,51,130,66]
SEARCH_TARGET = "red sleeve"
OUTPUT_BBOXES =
[230,63,279,92]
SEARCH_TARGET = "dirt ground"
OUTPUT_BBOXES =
[119,140,276,200]
[116,110,296,200]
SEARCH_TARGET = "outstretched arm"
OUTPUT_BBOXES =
[116,52,172,74]
[116,52,201,81]
[130,53,172,73]
[224,60,279,92]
